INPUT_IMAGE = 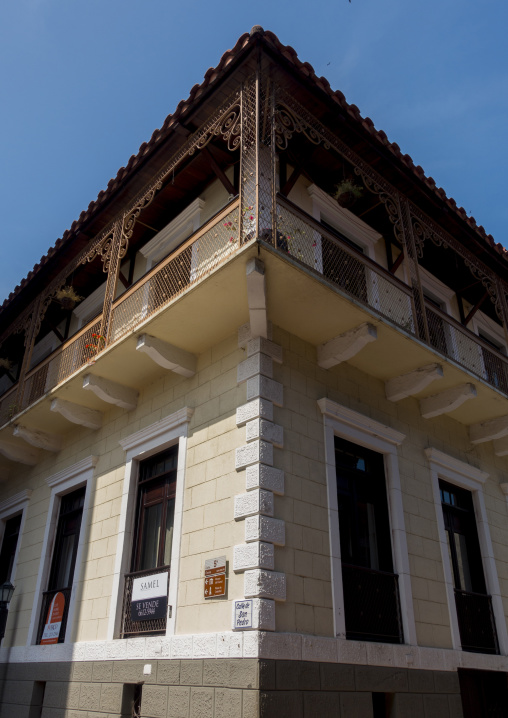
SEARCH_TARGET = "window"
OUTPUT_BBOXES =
[0,514,22,584]
[439,480,498,654]
[121,447,178,638]
[318,398,416,645]
[132,447,177,573]
[0,489,31,586]
[426,448,508,655]
[27,456,96,646]
[335,437,402,643]
[110,407,193,640]
[37,487,86,644]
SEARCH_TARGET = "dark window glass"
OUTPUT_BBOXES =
[439,480,485,594]
[335,437,403,644]
[132,447,178,572]
[48,487,86,591]
[0,514,22,584]
[335,438,393,572]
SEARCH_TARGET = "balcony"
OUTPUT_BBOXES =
[455,589,499,655]
[341,564,403,644]
[120,566,170,638]
[2,193,508,444]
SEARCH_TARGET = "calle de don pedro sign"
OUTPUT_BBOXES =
[131,571,169,622]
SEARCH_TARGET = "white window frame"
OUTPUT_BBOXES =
[425,447,508,654]
[0,489,32,583]
[108,406,193,640]
[27,455,97,646]
[318,398,416,645]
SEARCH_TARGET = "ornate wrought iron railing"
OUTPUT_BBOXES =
[273,196,416,334]
[341,564,403,644]
[36,586,72,645]
[425,303,508,394]
[0,200,240,427]
[120,565,170,638]
[455,589,499,654]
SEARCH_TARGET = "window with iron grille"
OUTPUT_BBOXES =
[121,445,178,637]
[37,486,85,644]
[439,480,499,654]
[335,436,403,644]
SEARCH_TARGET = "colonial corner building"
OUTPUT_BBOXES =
[1,26,508,718]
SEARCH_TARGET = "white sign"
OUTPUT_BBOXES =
[132,571,168,602]
[233,599,253,629]
[204,556,226,576]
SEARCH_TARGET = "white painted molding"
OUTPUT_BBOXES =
[424,448,488,486]
[50,398,103,430]
[13,425,62,452]
[426,446,508,654]
[83,374,138,411]
[236,399,274,426]
[27,456,97,647]
[237,353,273,384]
[119,407,194,453]
[318,398,415,646]
[420,383,476,419]
[140,198,205,267]
[246,258,267,339]
[470,415,508,445]
[238,322,272,348]
[385,363,443,402]
[307,183,382,253]
[136,335,197,378]
[46,455,99,490]
[317,323,377,370]
[0,489,32,520]
[4,630,508,670]
[0,438,39,465]
[110,407,193,640]
[247,337,282,363]
[317,398,406,446]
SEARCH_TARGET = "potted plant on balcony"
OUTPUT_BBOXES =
[85,334,106,365]
[0,358,12,373]
[55,286,83,310]
[332,179,363,208]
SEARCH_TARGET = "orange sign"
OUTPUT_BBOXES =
[204,574,226,598]
[40,592,65,645]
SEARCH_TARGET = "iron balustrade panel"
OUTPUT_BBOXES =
[275,199,415,335]
[342,564,403,644]
[121,566,170,638]
[454,589,499,654]
[425,303,508,395]
[109,204,240,344]
[36,587,72,644]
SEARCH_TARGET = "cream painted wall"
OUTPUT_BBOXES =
[2,323,508,652]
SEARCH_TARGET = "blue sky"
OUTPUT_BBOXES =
[1,0,507,302]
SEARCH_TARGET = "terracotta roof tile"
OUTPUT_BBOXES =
[2,26,504,310]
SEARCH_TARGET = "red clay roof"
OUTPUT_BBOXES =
[2,26,505,311]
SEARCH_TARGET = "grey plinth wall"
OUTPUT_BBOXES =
[0,658,464,718]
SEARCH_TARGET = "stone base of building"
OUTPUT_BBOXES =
[0,658,483,718]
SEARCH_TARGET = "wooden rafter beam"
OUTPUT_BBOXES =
[201,147,236,196]
[463,290,488,326]
[390,251,404,275]
[282,166,302,197]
